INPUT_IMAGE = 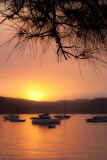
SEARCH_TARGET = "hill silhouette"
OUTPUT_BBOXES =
[0,96,107,114]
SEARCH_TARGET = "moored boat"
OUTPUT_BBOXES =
[39,113,51,119]
[86,116,107,122]
[54,100,71,119]
[48,123,56,128]
[32,117,60,124]
[31,113,60,124]
[3,115,19,120]
[4,102,26,122]
[54,115,71,119]
[30,113,51,119]
[10,119,26,122]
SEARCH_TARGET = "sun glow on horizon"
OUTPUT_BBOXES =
[26,89,45,101]
[0,79,67,101]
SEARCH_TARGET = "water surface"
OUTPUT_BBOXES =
[0,114,107,160]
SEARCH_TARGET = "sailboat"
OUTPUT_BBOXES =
[54,100,71,119]
[86,101,107,122]
[10,101,26,122]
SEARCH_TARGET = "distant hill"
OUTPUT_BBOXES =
[0,96,107,114]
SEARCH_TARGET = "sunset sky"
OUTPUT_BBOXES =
[0,24,107,101]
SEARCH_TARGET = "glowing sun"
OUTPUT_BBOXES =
[26,89,44,101]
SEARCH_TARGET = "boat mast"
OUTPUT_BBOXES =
[64,100,65,116]
[17,101,19,118]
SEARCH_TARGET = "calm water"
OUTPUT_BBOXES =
[0,114,107,160]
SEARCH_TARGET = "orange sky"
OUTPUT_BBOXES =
[0,24,107,101]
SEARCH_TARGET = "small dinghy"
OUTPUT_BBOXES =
[48,123,56,128]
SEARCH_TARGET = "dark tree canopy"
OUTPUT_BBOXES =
[0,0,107,66]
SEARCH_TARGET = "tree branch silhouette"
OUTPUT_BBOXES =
[0,0,107,66]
